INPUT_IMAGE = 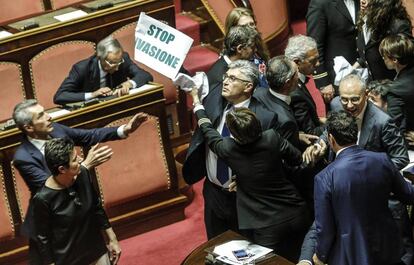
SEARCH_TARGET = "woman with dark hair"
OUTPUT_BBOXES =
[32,138,121,265]
[355,0,412,81]
[225,7,270,87]
[189,88,311,262]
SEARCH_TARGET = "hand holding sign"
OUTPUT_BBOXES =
[135,13,193,79]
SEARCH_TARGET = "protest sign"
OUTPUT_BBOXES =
[135,12,193,79]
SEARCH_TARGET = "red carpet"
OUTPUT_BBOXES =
[118,182,207,265]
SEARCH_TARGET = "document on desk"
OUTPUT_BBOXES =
[49,109,71,119]
[54,10,88,22]
[213,240,273,264]
[0,31,12,39]
[129,84,158,95]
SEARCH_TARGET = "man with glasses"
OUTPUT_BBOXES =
[183,60,278,239]
[298,74,411,265]
[54,36,153,105]
[206,25,258,88]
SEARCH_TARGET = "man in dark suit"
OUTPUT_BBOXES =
[286,35,325,136]
[306,0,360,103]
[12,99,147,264]
[206,25,257,88]
[299,74,411,265]
[54,36,153,105]
[254,55,300,148]
[183,60,278,239]
[313,110,414,265]
[380,33,414,133]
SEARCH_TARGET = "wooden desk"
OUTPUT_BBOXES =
[182,230,294,265]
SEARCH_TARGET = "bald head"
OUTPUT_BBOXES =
[338,74,367,117]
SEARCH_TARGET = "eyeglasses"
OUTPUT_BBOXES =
[104,58,124,68]
[340,96,362,105]
[222,73,251,83]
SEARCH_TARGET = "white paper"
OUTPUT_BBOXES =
[0,30,12,39]
[173,72,209,101]
[54,10,88,22]
[49,109,70,119]
[135,12,193,79]
[213,240,273,264]
[333,56,369,86]
[129,84,158,95]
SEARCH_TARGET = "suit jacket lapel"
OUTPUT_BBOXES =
[334,0,355,25]
[91,56,101,89]
[359,103,375,148]
[22,138,48,169]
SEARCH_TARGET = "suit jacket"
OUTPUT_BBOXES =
[357,19,412,81]
[315,146,414,264]
[206,56,228,88]
[195,108,306,229]
[254,88,300,148]
[387,64,414,133]
[54,52,153,105]
[290,79,324,136]
[306,0,359,88]
[13,123,120,195]
[330,98,409,170]
[182,83,278,184]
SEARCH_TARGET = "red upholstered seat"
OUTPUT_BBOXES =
[95,117,170,208]
[50,0,84,9]
[0,62,25,122]
[10,166,30,224]
[110,22,179,105]
[200,0,235,33]
[29,41,96,110]
[176,14,200,46]
[0,166,15,241]
[0,0,44,24]
[183,45,219,75]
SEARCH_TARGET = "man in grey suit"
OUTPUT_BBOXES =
[299,74,411,265]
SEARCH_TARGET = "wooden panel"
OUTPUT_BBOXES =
[0,0,45,25]
[0,165,14,241]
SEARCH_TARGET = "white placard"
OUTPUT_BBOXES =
[54,10,88,22]
[134,12,193,79]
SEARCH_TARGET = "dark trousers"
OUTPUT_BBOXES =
[241,212,311,263]
[389,199,414,265]
[203,179,238,239]
[29,238,43,265]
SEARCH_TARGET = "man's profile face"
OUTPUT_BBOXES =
[382,54,397,71]
[297,48,320,76]
[339,80,367,117]
[368,91,387,111]
[25,104,53,138]
[222,68,252,103]
[100,50,124,74]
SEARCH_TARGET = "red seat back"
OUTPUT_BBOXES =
[0,62,25,122]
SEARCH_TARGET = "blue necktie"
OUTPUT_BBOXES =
[216,105,232,185]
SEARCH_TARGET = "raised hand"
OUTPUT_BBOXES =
[81,144,113,169]
[123,112,149,136]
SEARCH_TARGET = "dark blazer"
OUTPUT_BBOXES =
[182,83,278,184]
[290,79,324,136]
[54,52,153,105]
[13,123,120,195]
[387,64,414,133]
[195,108,306,229]
[357,19,412,81]
[254,88,300,148]
[306,0,359,88]
[206,56,228,88]
[330,98,409,170]
[315,146,414,264]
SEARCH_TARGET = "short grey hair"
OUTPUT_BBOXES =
[13,99,38,131]
[285,35,317,61]
[97,36,123,58]
[339,73,367,93]
[228,60,260,88]
[266,55,296,91]
[224,25,258,57]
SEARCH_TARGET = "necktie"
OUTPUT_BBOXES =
[216,105,232,185]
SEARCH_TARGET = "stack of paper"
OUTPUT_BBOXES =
[213,240,273,264]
